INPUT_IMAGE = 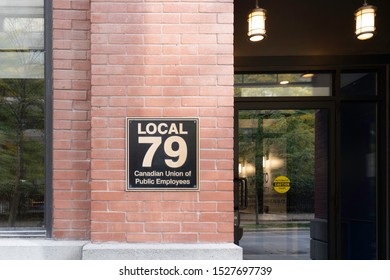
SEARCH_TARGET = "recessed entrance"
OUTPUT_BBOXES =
[234,71,384,259]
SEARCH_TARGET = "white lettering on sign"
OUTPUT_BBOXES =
[137,123,188,135]
[164,136,187,168]
[135,178,155,184]
[138,137,162,167]
[137,122,189,168]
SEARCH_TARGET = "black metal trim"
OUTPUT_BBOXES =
[235,55,390,71]
[387,65,390,260]
[376,66,388,259]
[44,0,53,238]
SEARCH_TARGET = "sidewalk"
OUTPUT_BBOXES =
[238,212,313,260]
[240,212,314,223]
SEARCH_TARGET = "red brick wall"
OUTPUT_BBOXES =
[52,0,92,239]
[53,0,234,243]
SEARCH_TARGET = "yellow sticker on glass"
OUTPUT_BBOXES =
[273,176,291,193]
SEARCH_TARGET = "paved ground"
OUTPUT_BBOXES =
[239,213,312,260]
[240,213,315,222]
[239,229,311,260]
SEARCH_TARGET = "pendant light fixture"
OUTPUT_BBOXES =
[355,0,377,40]
[247,0,267,42]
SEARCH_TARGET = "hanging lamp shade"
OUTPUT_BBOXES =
[355,2,377,40]
[248,7,267,42]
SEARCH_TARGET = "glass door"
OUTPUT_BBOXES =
[236,108,330,259]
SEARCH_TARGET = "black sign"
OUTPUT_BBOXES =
[126,118,199,190]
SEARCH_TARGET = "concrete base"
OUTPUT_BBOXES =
[82,243,243,260]
[0,239,242,260]
[0,239,88,260]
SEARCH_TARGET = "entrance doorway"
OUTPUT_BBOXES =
[234,71,385,259]
[236,108,329,259]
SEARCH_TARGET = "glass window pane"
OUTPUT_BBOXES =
[237,109,328,259]
[1,0,44,80]
[0,52,44,79]
[234,73,332,97]
[341,73,377,96]
[340,103,377,259]
[0,0,44,228]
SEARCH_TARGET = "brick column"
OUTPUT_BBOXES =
[52,0,92,239]
[89,0,235,245]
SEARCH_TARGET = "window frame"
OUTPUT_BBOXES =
[0,0,51,237]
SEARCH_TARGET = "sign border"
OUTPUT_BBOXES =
[126,117,200,191]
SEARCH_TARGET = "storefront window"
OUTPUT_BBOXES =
[0,0,45,228]
[235,73,332,97]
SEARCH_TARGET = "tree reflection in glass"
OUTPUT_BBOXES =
[0,2,45,228]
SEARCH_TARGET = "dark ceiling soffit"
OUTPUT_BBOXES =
[234,55,390,71]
